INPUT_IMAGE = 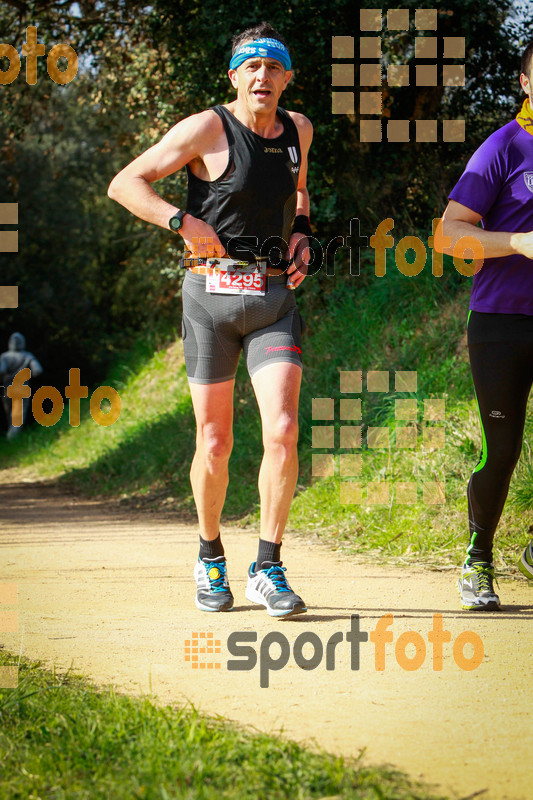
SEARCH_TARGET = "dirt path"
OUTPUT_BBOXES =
[1,475,532,800]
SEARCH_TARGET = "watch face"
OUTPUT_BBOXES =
[170,214,183,231]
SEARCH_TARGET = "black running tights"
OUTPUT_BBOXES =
[466,340,533,563]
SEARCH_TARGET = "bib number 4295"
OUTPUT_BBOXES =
[219,271,264,290]
[205,259,267,296]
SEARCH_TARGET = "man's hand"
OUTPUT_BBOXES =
[285,233,310,289]
[511,230,533,260]
[181,214,226,258]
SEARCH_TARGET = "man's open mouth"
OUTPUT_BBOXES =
[253,90,271,97]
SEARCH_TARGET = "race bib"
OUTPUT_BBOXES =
[205,258,267,296]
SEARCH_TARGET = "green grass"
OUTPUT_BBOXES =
[0,649,446,800]
[0,331,199,512]
[1,252,532,570]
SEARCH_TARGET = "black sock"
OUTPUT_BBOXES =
[199,533,224,561]
[255,539,281,571]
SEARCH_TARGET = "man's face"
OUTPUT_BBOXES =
[229,55,292,112]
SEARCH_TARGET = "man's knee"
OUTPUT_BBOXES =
[263,415,299,452]
[487,438,522,476]
[197,428,233,463]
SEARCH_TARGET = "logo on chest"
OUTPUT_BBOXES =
[524,172,533,193]
[264,147,283,154]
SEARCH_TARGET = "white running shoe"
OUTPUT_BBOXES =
[194,556,234,612]
[245,560,307,618]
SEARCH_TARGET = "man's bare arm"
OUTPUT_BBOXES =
[437,199,533,259]
[107,111,225,254]
[291,112,312,215]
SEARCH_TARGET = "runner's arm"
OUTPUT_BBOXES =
[107,111,225,254]
[437,200,533,259]
[293,112,312,217]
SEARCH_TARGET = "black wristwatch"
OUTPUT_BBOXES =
[169,209,187,232]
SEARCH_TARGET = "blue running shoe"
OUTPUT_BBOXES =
[194,556,234,612]
[245,561,307,618]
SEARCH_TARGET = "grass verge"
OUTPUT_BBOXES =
[0,649,446,800]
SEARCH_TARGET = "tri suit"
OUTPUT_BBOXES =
[181,104,305,384]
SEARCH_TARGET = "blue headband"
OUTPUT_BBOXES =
[229,37,291,71]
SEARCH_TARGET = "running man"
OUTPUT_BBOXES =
[108,22,312,616]
[438,41,533,609]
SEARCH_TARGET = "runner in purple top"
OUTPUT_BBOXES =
[449,118,533,314]
[437,41,533,610]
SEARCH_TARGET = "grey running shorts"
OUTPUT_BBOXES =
[181,271,304,384]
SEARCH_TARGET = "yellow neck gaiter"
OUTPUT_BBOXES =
[516,97,533,134]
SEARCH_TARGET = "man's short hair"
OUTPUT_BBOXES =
[521,41,533,78]
[231,21,288,55]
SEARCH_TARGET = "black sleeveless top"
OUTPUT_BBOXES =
[185,104,301,261]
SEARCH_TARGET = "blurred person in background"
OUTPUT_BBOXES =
[0,332,43,440]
